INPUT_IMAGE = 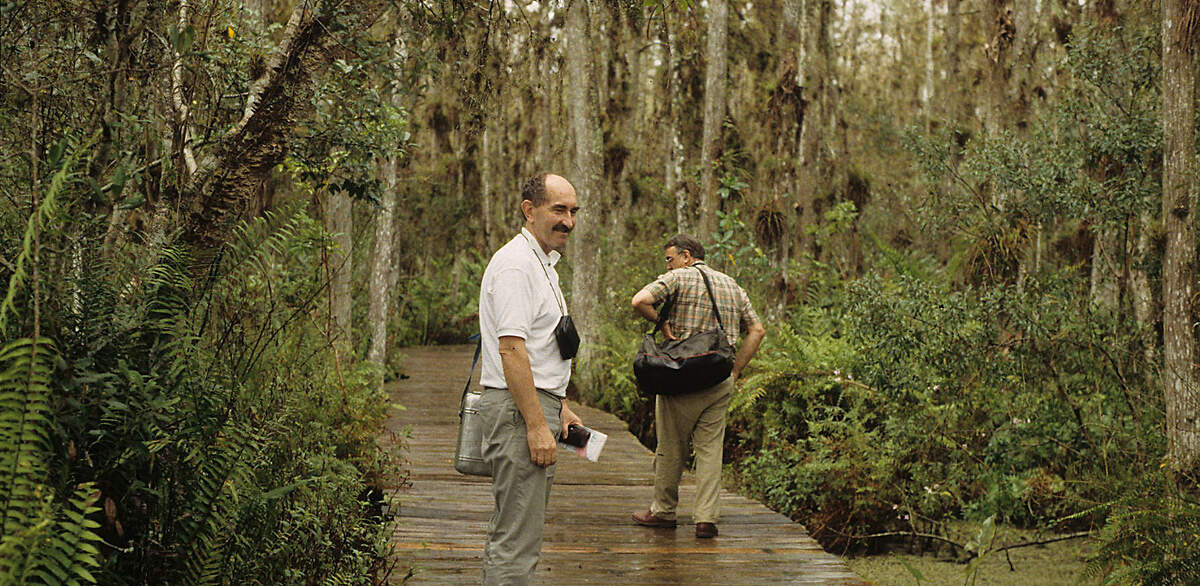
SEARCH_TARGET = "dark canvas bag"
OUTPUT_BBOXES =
[633,266,735,397]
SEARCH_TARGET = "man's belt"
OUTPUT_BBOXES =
[483,386,566,399]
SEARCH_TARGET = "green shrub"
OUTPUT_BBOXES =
[1,207,402,584]
[722,267,1160,553]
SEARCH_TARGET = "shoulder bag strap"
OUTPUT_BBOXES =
[694,266,726,331]
[650,294,674,335]
[460,334,483,414]
[520,233,567,316]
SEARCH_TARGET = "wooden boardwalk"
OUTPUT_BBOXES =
[384,345,865,584]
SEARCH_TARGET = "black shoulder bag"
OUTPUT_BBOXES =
[632,266,736,397]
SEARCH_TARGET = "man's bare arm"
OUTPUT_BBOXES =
[732,322,766,379]
[498,336,557,468]
[631,288,659,322]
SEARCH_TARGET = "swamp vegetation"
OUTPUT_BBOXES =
[1,0,1198,584]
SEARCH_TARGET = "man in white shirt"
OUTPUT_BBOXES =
[477,172,584,585]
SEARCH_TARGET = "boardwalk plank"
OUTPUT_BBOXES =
[385,345,865,584]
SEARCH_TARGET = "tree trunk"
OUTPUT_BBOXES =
[1010,0,1039,136]
[566,0,604,389]
[984,0,1014,138]
[481,126,495,250]
[538,51,557,168]
[661,14,688,233]
[767,0,803,313]
[95,1,142,255]
[171,0,198,177]
[945,0,970,130]
[625,10,644,186]
[609,5,640,242]
[923,0,934,133]
[1161,0,1200,475]
[368,175,396,378]
[1089,4,1123,311]
[796,0,827,261]
[698,0,728,240]
[367,35,405,383]
[1131,213,1155,327]
[1090,225,1120,310]
[247,0,269,24]
[326,191,353,350]
[1131,212,1157,378]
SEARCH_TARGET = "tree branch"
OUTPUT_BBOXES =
[857,530,965,550]
[854,530,1092,561]
[988,531,1091,554]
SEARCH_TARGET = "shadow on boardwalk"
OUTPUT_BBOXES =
[384,345,866,585]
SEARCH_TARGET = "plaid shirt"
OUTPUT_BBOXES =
[639,261,760,347]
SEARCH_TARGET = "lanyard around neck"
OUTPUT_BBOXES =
[520,233,567,316]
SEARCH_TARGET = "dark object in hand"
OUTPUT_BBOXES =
[561,424,590,448]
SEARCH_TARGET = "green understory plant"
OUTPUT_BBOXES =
[1,202,401,584]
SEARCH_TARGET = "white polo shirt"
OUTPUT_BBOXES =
[478,228,571,396]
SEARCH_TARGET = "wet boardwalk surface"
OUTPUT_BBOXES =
[384,345,865,585]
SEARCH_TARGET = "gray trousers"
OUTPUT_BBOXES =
[479,388,562,586]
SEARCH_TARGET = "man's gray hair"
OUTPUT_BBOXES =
[665,233,705,260]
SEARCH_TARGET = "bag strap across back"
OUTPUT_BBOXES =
[459,334,483,414]
[652,265,726,335]
[695,266,726,331]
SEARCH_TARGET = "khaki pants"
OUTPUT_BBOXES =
[649,376,734,524]
[479,388,563,586]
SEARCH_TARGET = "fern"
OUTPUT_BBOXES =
[0,338,55,538]
[320,571,361,586]
[175,422,258,585]
[1084,476,1200,585]
[210,202,310,295]
[731,321,854,416]
[147,245,196,330]
[0,338,103,584]
[20,484,104,585]
[14,202,391,583]
[0,135,88,334]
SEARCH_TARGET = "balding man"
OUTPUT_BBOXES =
[477,173,585,584]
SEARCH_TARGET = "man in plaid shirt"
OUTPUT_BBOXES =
[629,234,767,538]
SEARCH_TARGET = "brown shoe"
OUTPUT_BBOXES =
[695,522,718,538]
[632,509,677,528]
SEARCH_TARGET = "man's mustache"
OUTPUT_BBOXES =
[553,224,572,234]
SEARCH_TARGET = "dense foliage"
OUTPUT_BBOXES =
[0,1,404,583]
[2,153,401,583]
